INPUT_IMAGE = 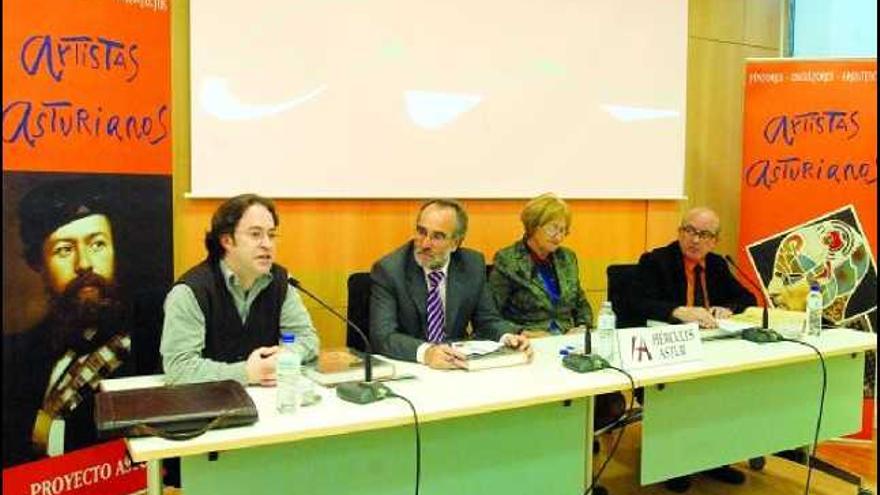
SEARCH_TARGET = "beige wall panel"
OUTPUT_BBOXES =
[586,290,606,323]
[685,35,781,256]
[646,201,683,251]
[689,0,745,42]
[686,37,745,255]
[744,0,785,50]
[310,308,348,349]
[171,1,192,276]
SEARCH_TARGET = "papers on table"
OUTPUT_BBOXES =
[451,341,529,371]
[728,306,807,338]
[451,340,503,356]
[700,319,754,340]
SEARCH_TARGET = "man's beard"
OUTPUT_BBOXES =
[417,249,449,270]
[45,272,125,356]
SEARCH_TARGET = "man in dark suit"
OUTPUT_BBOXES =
[632,206,756,330]
[631,206,756,493]
[370,199,530,368]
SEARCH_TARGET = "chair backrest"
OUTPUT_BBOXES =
[346,272,372,352]
[605,263,645,328]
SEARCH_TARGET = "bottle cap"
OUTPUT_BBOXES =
[809,281,820,291]
[280,332,296,344]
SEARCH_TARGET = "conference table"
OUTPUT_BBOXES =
[108,328,875,495]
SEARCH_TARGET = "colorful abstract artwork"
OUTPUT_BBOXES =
[747,205,877,327]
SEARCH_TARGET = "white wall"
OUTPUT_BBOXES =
[793,0,877,56]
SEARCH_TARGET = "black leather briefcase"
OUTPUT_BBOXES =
[95,379,258,441]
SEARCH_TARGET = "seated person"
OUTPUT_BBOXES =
[487,193,626,428]
[631,206,755,493]
[489,193,592,334]
[161,194,320,385]
[632,206,755,329]
[369,199,530,369]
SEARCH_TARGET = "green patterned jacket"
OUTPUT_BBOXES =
[488,240,593,332]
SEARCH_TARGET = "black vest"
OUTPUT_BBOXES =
[176,260,288,363]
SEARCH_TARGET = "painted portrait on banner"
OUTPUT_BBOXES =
[1,172,171,468]
[746,205,877,330]
[2,0,171,487]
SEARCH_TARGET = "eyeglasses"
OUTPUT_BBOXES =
[679,224,717,241]
[236,229,279,244]
[541,224,569,238]
[416,225,453,243]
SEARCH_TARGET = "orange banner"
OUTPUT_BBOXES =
[739,59,877,257]
[739,59,877,331]
[2,0,170,174]
[739,58,877,438]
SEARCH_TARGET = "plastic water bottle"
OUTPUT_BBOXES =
[276,332,301,414]
[806,282,823,336]
[296,356,319,407]
[595,301,617,364]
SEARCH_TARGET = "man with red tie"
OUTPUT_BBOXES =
[369,199,530,369]
[631,206,756,492]
[632,206,756,329]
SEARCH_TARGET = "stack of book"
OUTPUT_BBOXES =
[303,348,395,386]
[451,340,531,371]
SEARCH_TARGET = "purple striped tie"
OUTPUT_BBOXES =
[426,270,446,343]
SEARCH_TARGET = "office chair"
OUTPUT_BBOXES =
[590,264,645,454]
[605,263,646,329]
[346,272,372,352]
[602,264,645,411]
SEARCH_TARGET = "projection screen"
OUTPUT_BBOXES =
[189,0,687,199]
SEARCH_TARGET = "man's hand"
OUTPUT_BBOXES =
[709,306,733,320]
[672,306,718,329]
[425,344,468,370]
[502,333,533,361]
[246,345,279,386]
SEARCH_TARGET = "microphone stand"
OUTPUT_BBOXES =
[562,330,609,373]
[288,277,390,404]
[723,255,769,329]
[723,255,782,342]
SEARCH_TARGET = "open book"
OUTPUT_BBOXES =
[303,348,395,386]
[452,340,530,371]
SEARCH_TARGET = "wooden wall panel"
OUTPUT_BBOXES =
[174,198,653,347]
[744,0,785,49]
[645,201,681,250]
[686,0,785,256]
[171,0,785,348]
[689,0,746,42]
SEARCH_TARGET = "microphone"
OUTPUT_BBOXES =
[563,328,609,373]
[287,277,390,404]
[723,255,782,343]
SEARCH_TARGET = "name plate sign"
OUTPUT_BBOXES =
[616,323,703,370]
